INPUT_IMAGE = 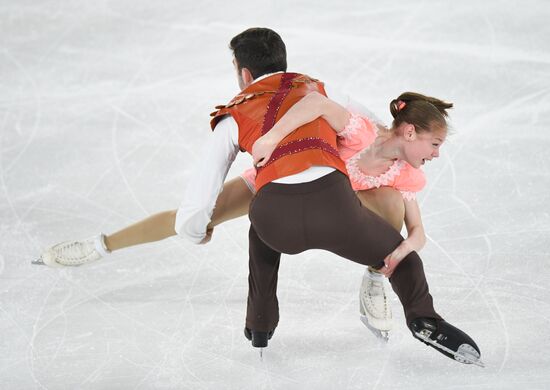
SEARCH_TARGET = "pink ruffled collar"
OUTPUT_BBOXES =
[346,153,406,189]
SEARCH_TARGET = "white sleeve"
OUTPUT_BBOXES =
[175,117,239,243]
[324,85,384,125]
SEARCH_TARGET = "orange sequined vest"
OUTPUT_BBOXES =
[210,73,347,191]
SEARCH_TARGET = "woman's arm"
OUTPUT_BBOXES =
[253,91,350,166]
[379,199,427,278]
[402,199,426,253]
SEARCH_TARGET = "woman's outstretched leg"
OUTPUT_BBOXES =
[108,176,253,249]
[37,177,253,266]
[209,177,255,227]
[105,210,177,251]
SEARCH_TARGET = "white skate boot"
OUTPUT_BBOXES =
[33,234,110,267]
[359,267,392,341]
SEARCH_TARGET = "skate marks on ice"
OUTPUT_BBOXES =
[3,1,550,389]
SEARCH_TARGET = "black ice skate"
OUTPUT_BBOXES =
[410,318,485,367]
[244,327,275,348]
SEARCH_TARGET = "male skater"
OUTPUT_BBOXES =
[176,27,483,366]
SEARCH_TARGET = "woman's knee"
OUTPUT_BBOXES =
[358,188,404,231]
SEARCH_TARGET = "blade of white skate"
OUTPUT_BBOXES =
[414,331,485,367]
[31,258,46,265]
[360,316,389,342]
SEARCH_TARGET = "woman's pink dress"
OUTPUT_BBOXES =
[241,112,426,201]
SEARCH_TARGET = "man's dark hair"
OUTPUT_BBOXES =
[229,27,287,79]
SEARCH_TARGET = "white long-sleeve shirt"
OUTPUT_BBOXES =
[175,77,375,243]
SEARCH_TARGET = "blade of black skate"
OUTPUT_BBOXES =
[414,331,485,367]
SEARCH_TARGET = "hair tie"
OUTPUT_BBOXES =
[397,100,406,111]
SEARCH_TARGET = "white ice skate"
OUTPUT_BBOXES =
[359,268,392,341]
[32,234,110,267]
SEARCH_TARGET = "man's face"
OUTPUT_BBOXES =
[233,58,246,90]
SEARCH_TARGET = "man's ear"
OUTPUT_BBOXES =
[240,67,254,87]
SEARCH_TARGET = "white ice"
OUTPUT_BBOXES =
[1,1,550,389]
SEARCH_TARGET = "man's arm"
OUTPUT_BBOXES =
[175,117,239,243]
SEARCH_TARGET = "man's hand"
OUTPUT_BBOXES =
[378,241,412,278]
[199,226,214,244]
[252,134,278,167]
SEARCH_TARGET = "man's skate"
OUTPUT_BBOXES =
[410,317,485,367]
[359,268,392,341]
[244,327,275,348]
[244,327,275,359]
[32,234,110,267]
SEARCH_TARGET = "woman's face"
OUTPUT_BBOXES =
[404,128,446,168]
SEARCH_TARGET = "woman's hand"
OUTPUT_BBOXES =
[252,134,278,167]
[379,240,413,278]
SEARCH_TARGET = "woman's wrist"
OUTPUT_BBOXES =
[399,239,414,255]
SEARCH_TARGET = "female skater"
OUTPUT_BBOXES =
[36,91,451,340]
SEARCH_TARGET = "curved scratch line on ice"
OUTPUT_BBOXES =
[485,276,550,294]
[104,23,191,226]
[418,90,550,376]
[122,214,205,382]
[41,287,73,373]
[81,352,116,386]
[427,233,507,370]
[0,110,24,227]
[422,87,550,208]
[105,28,179,219]
[426,233,493,313]
[490,294,510,373]
[291,26,550,64]
[0,305,34,352]
[341,3,421,93]
[84,130,146,199]
[447,195,493,305]
[33,276,171,342]
[0,62,46,256]
[110,110,150,215]
[29,273,62,389]
[372,343,392,390]
[109,102,173,188]
[2,51,42,175]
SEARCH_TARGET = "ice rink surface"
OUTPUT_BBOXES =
[1,1,550,388]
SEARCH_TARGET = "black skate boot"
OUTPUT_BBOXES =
[410,318,485,367]
[244,327,275,348]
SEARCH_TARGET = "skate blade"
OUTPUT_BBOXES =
[360,315,390,342]
[414,331,485,367]
[31,258,46,266]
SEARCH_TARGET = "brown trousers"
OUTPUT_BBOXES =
[246,171,441,332]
